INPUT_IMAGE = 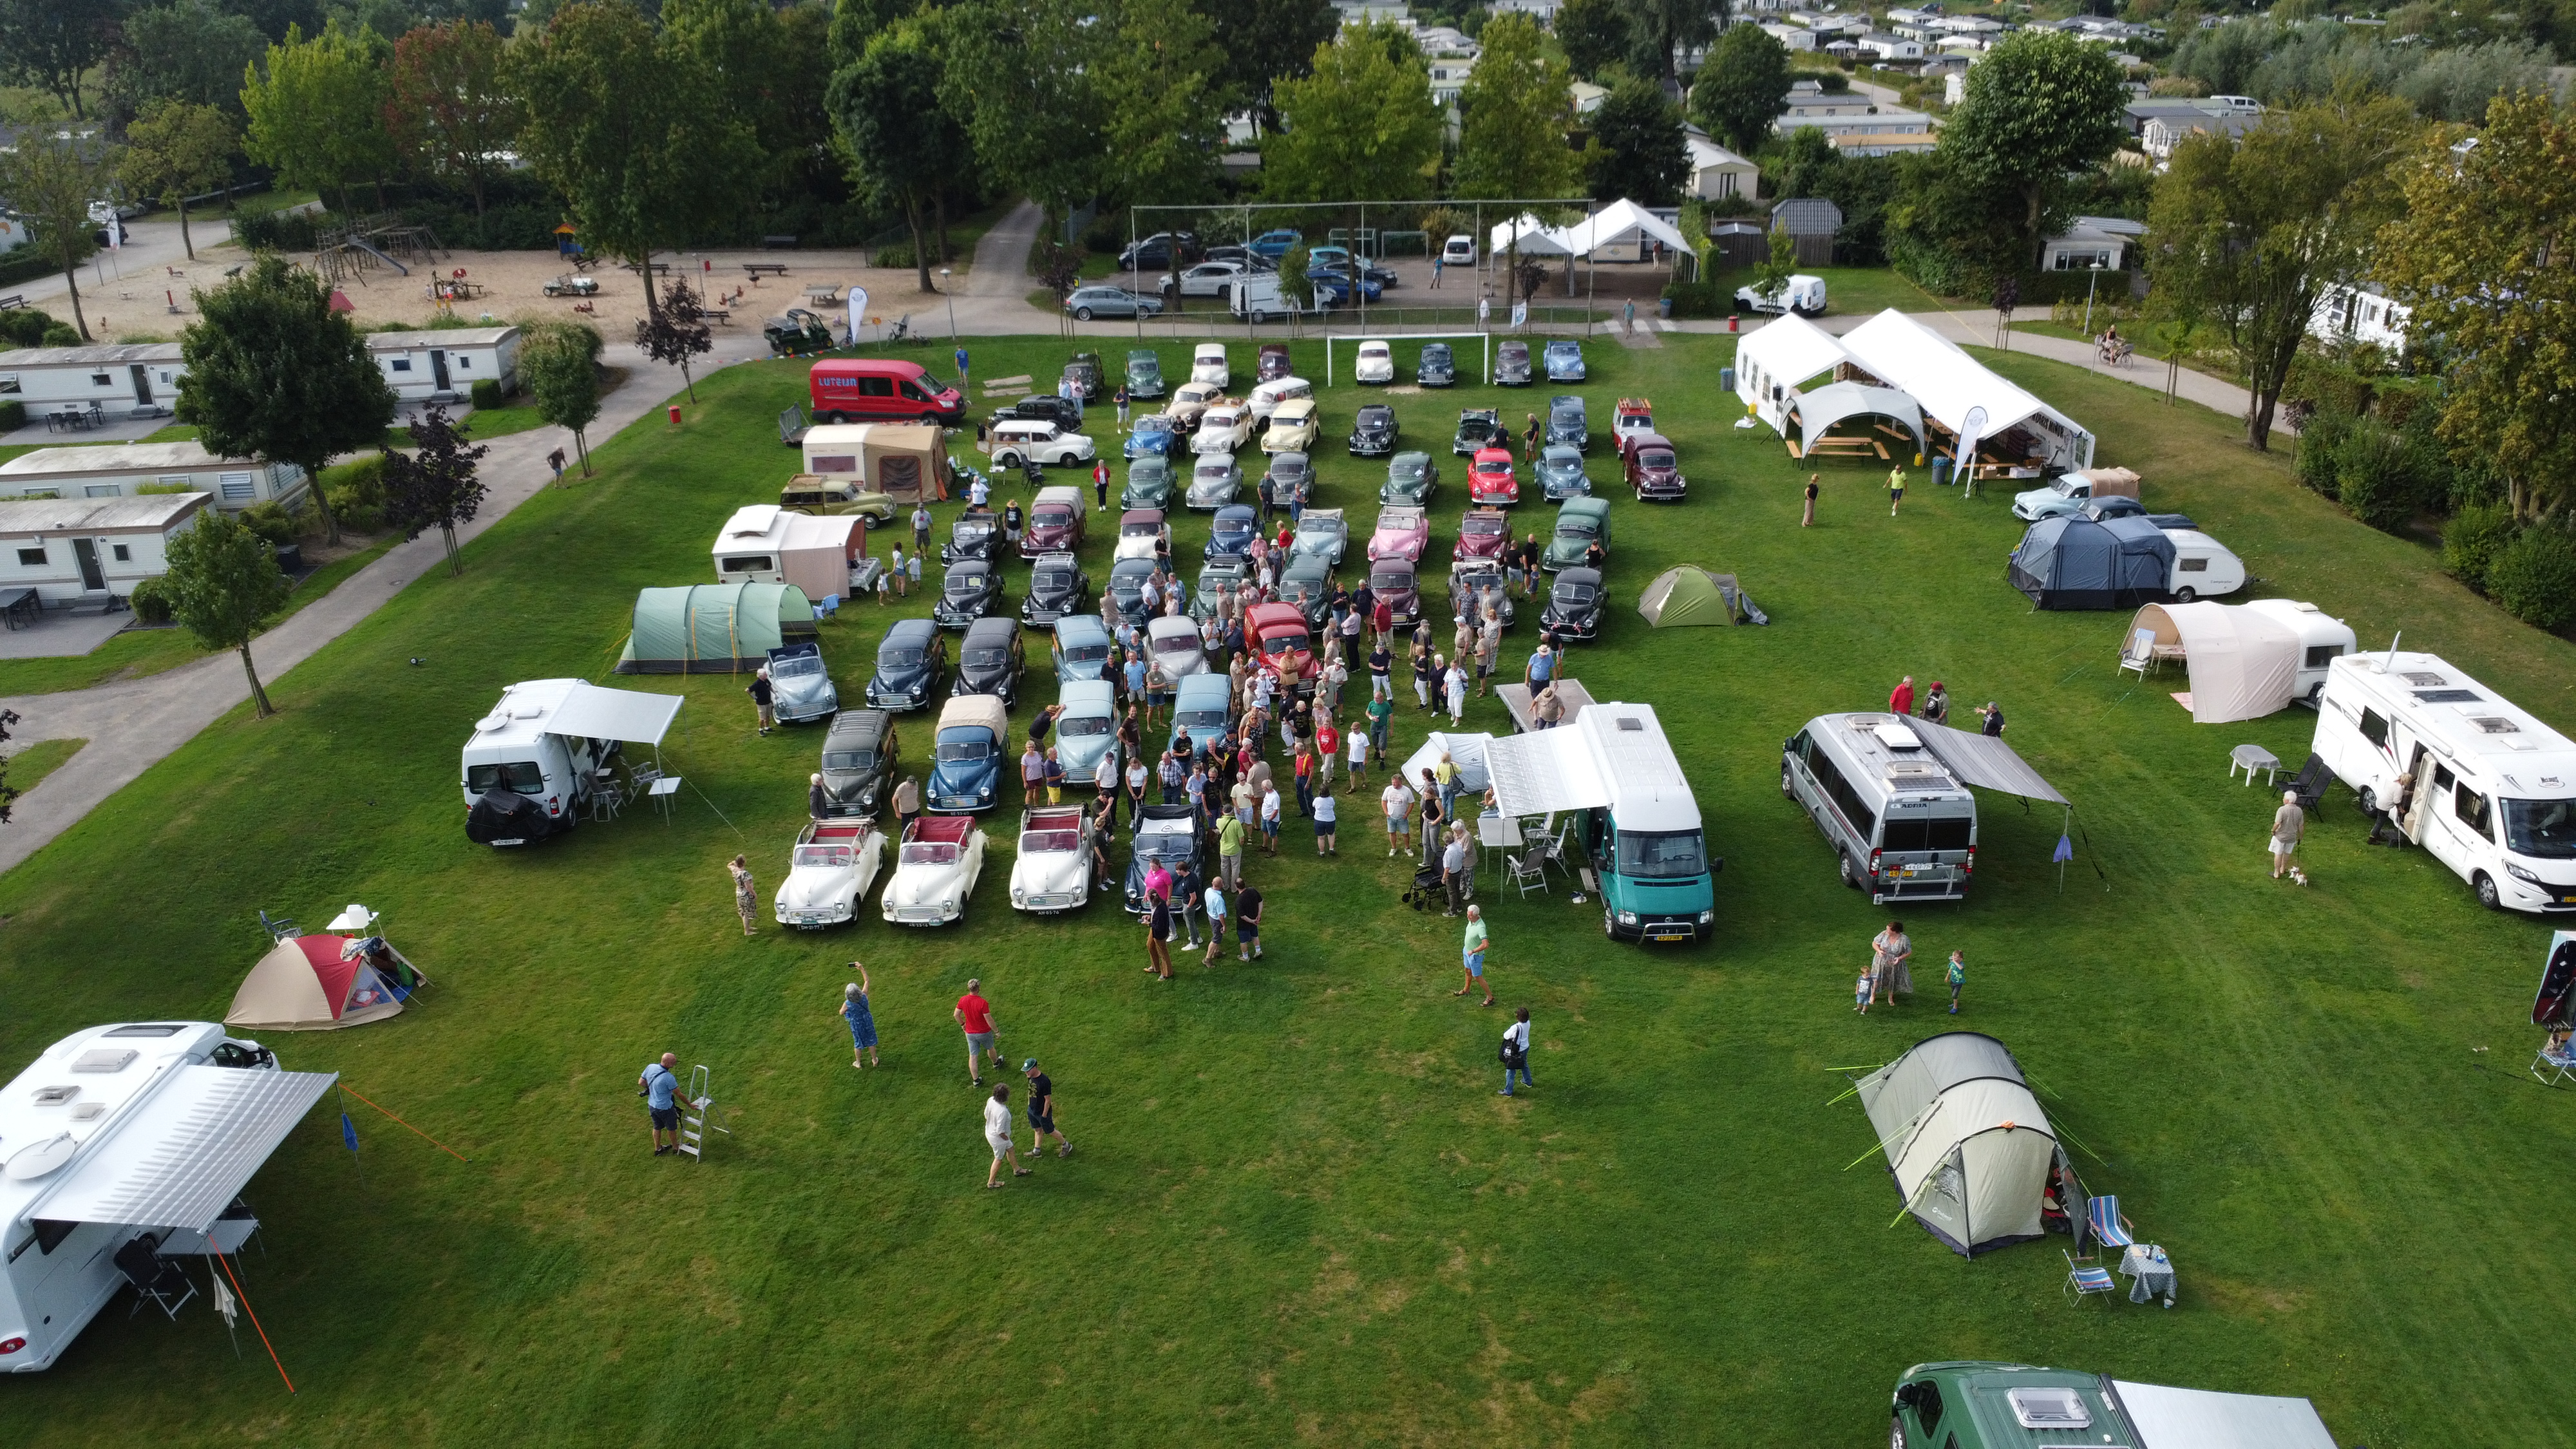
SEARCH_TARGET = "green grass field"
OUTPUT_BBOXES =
[1,736,83,795]
[0,332,2569,1447]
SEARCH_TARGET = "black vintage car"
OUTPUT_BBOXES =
[1539,565,1605,642]
[941,507,1000,565]
[1453,408,1501,457]
[1492,340,1533,386]
[1204,506,1257,562]
[866,618,948,710]
[1349,402,1397,457]
[932,558,1004,629]
[1063,352,1106,401]
[994,393,1081,428]
[818,708,898,815]
[1021,551,1092,627]
[1546,394,1589,451]
[1104,556,1159,619]
[952,616,1028,706]
[1418,343,1456,388]
[1124,803,1204,914]
[1264,451,1312,509]
[1279,552,1333,629]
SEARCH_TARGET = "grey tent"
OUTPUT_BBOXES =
[1856,1032,2079,1258]
[616,582,817,674]
[2009,515,2174,611]
[1638,567,1767,627]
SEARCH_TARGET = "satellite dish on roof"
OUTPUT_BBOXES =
[6,1132,79,1180]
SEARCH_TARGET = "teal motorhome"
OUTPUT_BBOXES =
[1484,701,1716,942]
[1889,1361,2338,1449]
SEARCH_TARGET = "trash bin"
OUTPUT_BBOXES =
[1932,457,1951,488]
[1658,296,1673,321]
[1719,366,1735,392]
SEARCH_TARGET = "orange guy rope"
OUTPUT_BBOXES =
[214,1251,294,1394]
[336,1084,471,1163]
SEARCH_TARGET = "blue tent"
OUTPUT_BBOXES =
[2008,516,2174,611]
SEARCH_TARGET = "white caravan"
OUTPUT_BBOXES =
[2,1021,337,1372]
[2311,650,2576,914]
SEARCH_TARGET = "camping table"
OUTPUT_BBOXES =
[2120,1244,2176,1307]
[2229,743,2282,787]
[804,285,842,303]
[649,774,683,823]
[1477,811,1520,884]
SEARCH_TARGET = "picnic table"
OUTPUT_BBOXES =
[1495,676,1594,734]
[804,284,843,303]
[2229,743,2282,787]
[0,586,41,630]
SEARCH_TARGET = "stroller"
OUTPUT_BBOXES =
[1398,863,1446,912]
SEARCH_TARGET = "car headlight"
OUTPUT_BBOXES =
[978,783,992,798]
[1617,911,1638,925]
[2507,863,2541,884]
[1013,887,1026,902]
[1698,911,1714,924]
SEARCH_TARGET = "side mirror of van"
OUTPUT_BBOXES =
[1783,737,1796,752]
[1711,856,1723,875]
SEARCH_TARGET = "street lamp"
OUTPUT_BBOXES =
[941,269,957,339]
[2081,258,2105,339]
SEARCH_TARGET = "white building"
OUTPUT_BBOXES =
[1430,55,1477,108]
[0,342,187,420]
[2040,216,2146,272]
[1860,32,1927,59]
[0,214,28,256]
[0,491,211,605]
[365,325,521,404]
[0,440,309,511]
[2142,109,2258,161]
[1776,109,1934,142]
[1760,21,1818,50]
[1684,128,1761,202]
[1777,79,1880,118]
[1834,131,1940,156]
[2312,283,2412,353]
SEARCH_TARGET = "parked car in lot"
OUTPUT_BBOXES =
[1734,273,1826,316]
[817,707,898,815]
[1613,397,1656,456]
[1279,552,1332,627]
[1247,376,1313,426]
[2081,495,2197,529]
[1540,565,1606,641]
[1246,601,1319,692]
[1187,453,1243,509]
[1124,414,1182,460]
[775,819,886,929]
[1537,444,1591,501]
[1193,404,1252,453]
[1291,507,1347,566]
[1113,507,1170,562]
[1052,614,1116,683]
[1256,342,1292,382]
[1166,380,1228,430]
[1453,408,1501,456]
[1263,397,1320,453]
[1249,229,1303,260]
[762,640,839,724]
[1449,562,1515,628]
[1189,342,1230,388]
[1022,486,1087,558]
[1469,447,1520,506]
[1194,558,1249,618]
[990,419,1094,469]
[1544,497,1613,571]
[1383,450,1440,505]
[1010,805,1094,913]
[1625,432,1686,502]
[1050,678,1119,785]
[866,617,947,710]
[941,507,1000,564]
[1454,506,1510,564]
[1064,352,1106,399]
[1105,556,1158,618]
[1124,802,1206,913]
[1419,343,1456,387]
[1307,247,1396,287]
[1354,341,1395,384]
[781,474,898,524]
[1167,677,1236,758]
[1307,269,1383,305]
[1170,260,1247,298]
[1264,452,1313,510]
[1065,286,1162,322]
[1493,340,1533,386]
[1367,556,1421,627]
[1146,614,1207,677]
[1021,551,1092,627]
[1122,455,1175,509]
[933,558,1003,629]
[1117,231,1197,270]
[925,694,1007,812]
[1546,394,1589,451]
[1349,402,1397,456]
[1202,244,1273,272]
[1543,340,1586,382]
[1368,505,1430,563]
[882,814,987,926]
[1442,234,1477,267]
[993,393,1081,428]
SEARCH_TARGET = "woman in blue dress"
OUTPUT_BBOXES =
[840,967,879,1069]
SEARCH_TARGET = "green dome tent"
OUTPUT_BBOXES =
[1638,567,1765,627]
[616,582,817,674]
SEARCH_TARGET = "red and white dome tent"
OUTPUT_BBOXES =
[225,905,428,1033]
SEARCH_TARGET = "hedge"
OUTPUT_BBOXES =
[2486,527,2576,632]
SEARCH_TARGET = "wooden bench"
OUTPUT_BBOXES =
[761,235,799,251]
[0,294,24,311]
[701,308,731,325]
[742,262,790,279]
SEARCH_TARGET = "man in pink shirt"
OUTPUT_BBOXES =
[955,979,1003,1086]
[1889,675,1916,717]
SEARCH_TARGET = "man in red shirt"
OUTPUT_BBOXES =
[1371,596,1394,648]
[1889,675,1916,717]
[1314,716,1341,792]
[954,978,1003,1086]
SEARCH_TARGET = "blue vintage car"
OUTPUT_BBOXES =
[1123,414,1182,460]
[1051,614,1117,683]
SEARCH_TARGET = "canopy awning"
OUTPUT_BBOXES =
[1841,309,2096,471]
[1487,214,1577,256]
[1914,722,2067,806]
[1556,200,1694,258]
[1399,732,1493,795]
[32,1066,338,1233]
[1792,382,1925,458]
[2110,1381,2338,1449]
[549,682,685,746]
[1483,724,1608,817]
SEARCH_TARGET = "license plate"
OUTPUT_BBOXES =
[491,838,526,847]
[1900,866,1921,878]
[1648,929,1690,942]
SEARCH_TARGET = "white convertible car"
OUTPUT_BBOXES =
[1193,405,1251,455]
[1010,806,1094,913]
[882,815,987,926]
[775,820,886,928]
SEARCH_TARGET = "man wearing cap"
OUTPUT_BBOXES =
[1023,1059,1070,1158]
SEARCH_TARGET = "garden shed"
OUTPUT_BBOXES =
[1768,198,1842,266]
[616,582,817,674]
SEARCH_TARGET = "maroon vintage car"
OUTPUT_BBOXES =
[1021,491,1086,559]
[1454,506,1510,564]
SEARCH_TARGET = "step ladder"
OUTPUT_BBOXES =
[677,1065,728,1161]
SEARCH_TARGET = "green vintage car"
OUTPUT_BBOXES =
[1122,455,1175,509]
[1382,450,1441,506]
[1542,496,1611,571]
[1125,349,1166,399]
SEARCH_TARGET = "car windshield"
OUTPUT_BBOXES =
[955,518,991,538]
[965,647,1007,667]
[1123,521,1158,536]
[822,749,873,770]
[880,647,922,668]
[1179,708,1226,730]
[1262,632,1306,656]
[1372,571,1407,591]
[1464,516,1503,536]
[1640,450,1676,469]
[1475,460,1508,476]
[2504,797,2576,859]
[1155,634,1197,657]
[771,656,822,677]
[1023,829,1079,853]
[1196,464,1228,481]
[466,761,545,793]
[1556,581,1596,605]
[1139,833,1192,860]
[1061,715,1109,738]
[936,738,990,761]
[1034,570,1072,591]
[946,576,983,598]
[1393,461,1424,482]
[1034,507,1070,526]
[793,844,853,869]
[902,842,961,865]
[1616,829,1707,879]
[1066,643,1108,664]
[1558,518,1598,538]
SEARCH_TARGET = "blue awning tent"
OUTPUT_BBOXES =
[2008,516,2174,611]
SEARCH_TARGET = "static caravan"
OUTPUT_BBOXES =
[0,342,186,419]
[0,493,211,606]
[0,441,307,511]
[710,504,864,602]
[1783,713,1980,904]
[365,326,520,403]
[2311,650,2576,914]
[1,1021,337,1374]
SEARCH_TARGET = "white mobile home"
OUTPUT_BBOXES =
[0,492,211,605]
[2311,283,2410,354]
[0,342,186,419]
[365,326,521,402]
[0,441,308,511]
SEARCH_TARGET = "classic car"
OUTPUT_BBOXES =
[1193,558,1249,620]
[542,273,600,298]
[1612,397,1656,456]
[1448,562,1516,629]
[1104,556,1159,618]
[774,819,887,929]
[931,558,1003,629]
[1453,408,1502,456]
[1124,349,1166,399]
[1493,339,1533,386]
[1146,614,1208,678]
[817,707,897,815]
[1418,343,1456,388]
[1010,806,1094,914]
[1383,451,1441,506]
[882,814,988,925]
[1468,447,1521,506]
[1113,508,1170,562]
[1066,353,1107,401]
[993,393,1082,428]
[1021,552,1092,627]
[1367,505,1430,563]
[941,507,1000,564]
[989,419,1095,469]
[866,618,947,710]
[780,474,898,524]
[1205,504,1258,562]
[925,694,1008,812]
[1123,414,1182,460]
[1263,451,1313,509]
[1124,803,1206,913]
[1245,602,1318,692]
[1186,453,1243,510]
[1052,678,1119,786]
[2080,495,2197,530]
[1122,455,1175,509]
[1625,433,1685,502]
[1542,340,1586,382]
[1166,380,1227,429]
[1537,444,1591,501]
[1247,377,1312,427]
[1348,402,1397,456]
[1544,497,1613,571]
[1278,552,1333,629]
[1064,286,1162,323]
[1052,614,1117,683]
[1255,341,1292,381]
[1367,556,1421,628]
[1023,486,1087,558]
[1539,565,1606,641]
[1354,340,1395,384]
[953,618,1027,706]
[1291,507,1347,566]
[763,641,839,724]
[1189,341,1231,388]
[1454,506,1511,564]
[1193,404,1253,454]
[1546,394,1589,451]
[1168,676,1236,757]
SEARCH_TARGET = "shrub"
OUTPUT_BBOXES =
[39,324,80,347]
[2441,502,2517,591]
[128,575,173,624]
[0,400,21,431]
[872,241,916,269]
[232,207,327,252]
[2293,406,2353,498]
[0,307,62,347]
[321,455,388,534]
[2333,417,2419,533]
[239,500,305,545]
[469,378,504,409]
[2485,527,2576,631]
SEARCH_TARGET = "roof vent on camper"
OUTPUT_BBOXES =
[475,712,511,732]
[1873,723,1924,750]
[1886,762,1954,790]
[32,1085,78,1106]
[1615,717,1644,732]
[2005,1387,2092,1430]
[2401,671,2448,687]
[70,1049,137,1074]
[2415,689,2480,703]
[2470,716,2521,735]
[102,1025,184,1037]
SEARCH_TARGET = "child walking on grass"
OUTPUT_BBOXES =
[1946,951,1965,1015]
[1855,969,1873,1014]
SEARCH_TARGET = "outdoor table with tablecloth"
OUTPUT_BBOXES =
[2120,1243,2176,1305]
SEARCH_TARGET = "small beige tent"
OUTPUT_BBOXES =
[710,505,862,603]
[2121,600,2355,723]
[226,934,422,1032]
[1855,1032,2074,1258]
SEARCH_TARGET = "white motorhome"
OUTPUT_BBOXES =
[2312,650,2576,914]
[460,679,684,846]
[1783,713,1980,904]
[2,1021,336,1373]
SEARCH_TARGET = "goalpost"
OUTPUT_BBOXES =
[1321,332,1492,388]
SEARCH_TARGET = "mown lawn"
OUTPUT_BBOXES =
[0,333,2568,1448]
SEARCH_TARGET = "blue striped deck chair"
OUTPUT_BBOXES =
[2082,1195,2134,1261]
[2063,1249,2117,1305]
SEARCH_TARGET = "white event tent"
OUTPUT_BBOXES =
[1840,309,2097,471]
[1733,313,1852,434]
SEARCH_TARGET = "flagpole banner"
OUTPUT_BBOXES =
[846,286,869,345]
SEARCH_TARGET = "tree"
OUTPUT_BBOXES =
[1627,0,1724,90]
[1556,0,1636,83]
[1262,22,1443,203]
[1454,14,1580,307]
[1092,0,1227,209]
[108,0,270,117]
[829,0,913,66]
[1939,29,2128,268]
[665,0,835,199]
[1690,23,1791,157]
[1193,0,1336,127]
[0,131,109,341]
[242,22,397,214]
[1275,244,1311,313]
[636,278,712,401]
[0,0,127,120]
[521,321,604,475]
[2145,95,2418,449]
[1032,240,1083,333]
[384,19,516,220]
[1751,225,1794,303]
[2376,91,2576,520]
[830,30,952,296]
[382,404,489,575]
[936,0,1109,234]
[176,254,398,547]
[165,511,293,717]
[120,100,238,262]
[1585,71,1689,204]
[506,0,762,323]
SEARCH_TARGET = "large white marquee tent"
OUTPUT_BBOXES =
[1840,309,2098,472]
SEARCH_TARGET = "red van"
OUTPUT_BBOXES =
[808,359,965,426]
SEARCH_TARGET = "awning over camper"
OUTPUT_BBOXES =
[1792,382,1925,459]
[1483,723,1609,817]
[548,682,685,745]
[1841,309,2096,471]
[31,1066,338,1233]
[2109,1382,2339,1449]
[2126,601,2302,724]
[1856,1032,2062,1257]
[1910,721,2067,806]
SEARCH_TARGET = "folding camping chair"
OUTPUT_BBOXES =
[2063,1249,2118,1306]
[2533,1041,2576,1087]
[2082,1195,2136,1261]
[2289,752,2334,819]
[256,909,299,944]
[1505,844,1551,898]
[115,1235,198,1321]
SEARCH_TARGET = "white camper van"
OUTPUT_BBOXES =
[1783,713,1980,903]
[2,1021,335,1372]
[2312,650,2576,913]
[460,679,684,846]
[1225,274,1310,324]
